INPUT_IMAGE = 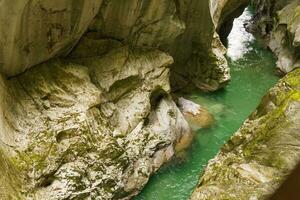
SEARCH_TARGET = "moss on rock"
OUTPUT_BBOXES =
[0,44,191,200]
[191,68,300,200]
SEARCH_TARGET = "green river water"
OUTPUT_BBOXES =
[135,8,279,200]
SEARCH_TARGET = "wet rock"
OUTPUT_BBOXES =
[190,68,300,200]
[178,97,214,130]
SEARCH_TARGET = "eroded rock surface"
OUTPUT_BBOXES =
[191,68,300,200]
[251,0,300,74]
[0,1,252,199]
[0,0,249,91]
[0,45,192,199]
[0,0,249,92]
[0,0,103,76]
[89,0,248,91]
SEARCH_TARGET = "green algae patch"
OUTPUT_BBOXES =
[0,149,24,199]
[286,68,300,86]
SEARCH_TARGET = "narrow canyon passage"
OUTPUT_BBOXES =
[135,8,279,200]
[1,1,300,199]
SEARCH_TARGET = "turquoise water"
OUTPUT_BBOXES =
[134,9,279,200]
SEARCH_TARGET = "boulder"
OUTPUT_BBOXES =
[0,45,192,199]
[177,97,214,130]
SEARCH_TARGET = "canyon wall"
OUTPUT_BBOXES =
[0,0,248,199]
[191,68,300,199]
[251,0,300,74]
[0,0,248,91]
[191,1,300,199]
[0,45,192,199]
[89,0,247,91]
[0,0,103,76]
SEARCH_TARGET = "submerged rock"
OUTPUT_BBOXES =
[191,68,300,199]
[251,0,300,74]
[178,97,214,130]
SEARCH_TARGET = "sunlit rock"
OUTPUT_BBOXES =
[227,8,255,61]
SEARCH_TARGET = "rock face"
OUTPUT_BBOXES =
[251,0,300,74]
[78,0,247,91]
[191,68,300,200]
[0,1,250,199]
[0,44,192,199]
[0,0,248,91]
[0,0,103,76]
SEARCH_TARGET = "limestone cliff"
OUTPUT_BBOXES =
[191,68,300,199]
[0,1,250,199]
[251,0,300,74]
[0,0,248,91]
[90,0,248,91]
[0,44,192,199]
[0,0,103,76]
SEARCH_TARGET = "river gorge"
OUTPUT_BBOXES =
[135,8,279,199]
[0,1,299,200]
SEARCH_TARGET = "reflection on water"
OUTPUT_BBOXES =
[134,8,278,200]
[226,8,254,61]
